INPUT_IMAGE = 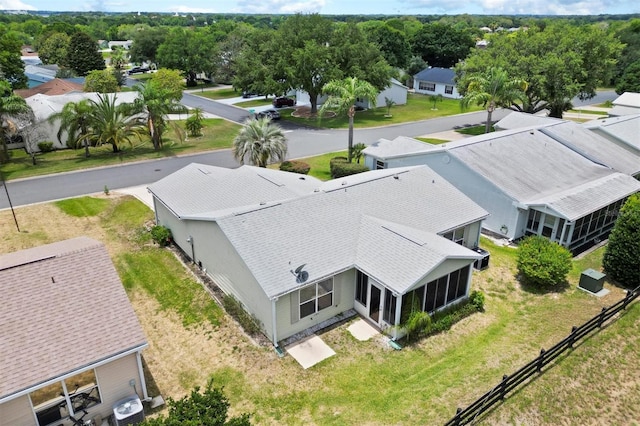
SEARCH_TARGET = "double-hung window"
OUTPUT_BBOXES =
[299,278,334,319]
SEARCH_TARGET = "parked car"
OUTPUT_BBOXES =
[254,109,281,120]
[127,66,149,75]
[242,91,259,98]
[272,96,296,108]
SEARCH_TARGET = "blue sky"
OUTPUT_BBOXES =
[1,0,638,16]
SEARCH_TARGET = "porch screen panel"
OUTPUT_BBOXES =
[456,266,470,299]
[356,271,368,306]
[425,279,437,312]
[383,289,397,325]
[446,269,461,303]
[435,276,448,310]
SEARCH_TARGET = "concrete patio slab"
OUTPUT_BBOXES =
[285,334,335,369]
[347,319,379,341]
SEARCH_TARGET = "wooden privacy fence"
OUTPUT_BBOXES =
[444,288,639,426]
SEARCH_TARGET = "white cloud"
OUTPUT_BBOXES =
[168,5,218,13]
[235,0,326,14]
[0,0,36,10]
[401,0,633,14]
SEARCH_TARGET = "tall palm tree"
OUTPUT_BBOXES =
[461,67,528,134]
[0,81,32,163]
[319,77,378,163]
[48,99,93,158]
[87,93,144,153]
[233,117,287,168]
[132,82,183,150]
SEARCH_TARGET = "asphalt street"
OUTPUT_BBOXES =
[0,90,618,209]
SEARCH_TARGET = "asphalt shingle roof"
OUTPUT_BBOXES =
[0,237,147,402]
[584,114,640,152]
[413,67,456,85]
[214,166,487,299]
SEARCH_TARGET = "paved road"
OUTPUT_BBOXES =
[0,90,618,209]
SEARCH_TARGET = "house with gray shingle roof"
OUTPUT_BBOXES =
[583,113,640,155]
[413,67,460,99]
[148,164,488,345]
[0,237,148,426]
[363,127,640,254]
[609,92,640,117]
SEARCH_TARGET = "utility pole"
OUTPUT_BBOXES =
[0,170,20,232]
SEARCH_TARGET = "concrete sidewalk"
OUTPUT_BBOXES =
[114,185,154,209]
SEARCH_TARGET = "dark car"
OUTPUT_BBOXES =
[242,91,259,98]
[255,109,281,120]
[127,66,149,75]
[272,96,296,108]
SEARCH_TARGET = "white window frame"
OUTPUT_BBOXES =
[299,278,334,319]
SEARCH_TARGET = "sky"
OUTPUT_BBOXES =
[0,0,638,16]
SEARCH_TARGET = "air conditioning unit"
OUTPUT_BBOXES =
[113,395,144,426]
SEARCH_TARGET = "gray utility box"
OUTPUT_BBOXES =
[579,269,606,293]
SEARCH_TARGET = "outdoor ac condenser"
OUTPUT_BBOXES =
[113,395,144,426]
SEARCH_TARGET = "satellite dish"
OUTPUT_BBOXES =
[291,264,309,283]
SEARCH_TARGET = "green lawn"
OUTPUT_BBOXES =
[281,93,483,129]
[415,137,449,144]
[0,118,239,180]
[195,88,243,100]
[235,98,273,108]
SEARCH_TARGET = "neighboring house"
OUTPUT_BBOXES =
[583,113,640,155]
[23,92,139,151]
[15,78,84,99]
[148,163,488,346]
[363,129,640,254]
[413,67,460,99]
[494,113,640,178]
[0,237,148,426]
[296,78,408,110]
[24,64,59,88]
[355,78,408,109]
[608,92,640,117]
[108,40,133,50]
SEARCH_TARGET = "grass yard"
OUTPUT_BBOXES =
[281,93,483,129]
[2,190,639,425]
[0,118,239,180]
[196,87,243,100]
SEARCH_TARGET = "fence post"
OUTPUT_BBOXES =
[623,290,633,309]
[500,374,509,399]
[537,348,545,373]
[568,326,577,349]
[597,307,607,327]
[453,407,462,426]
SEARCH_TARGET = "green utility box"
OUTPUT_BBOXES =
[579,268,606,293]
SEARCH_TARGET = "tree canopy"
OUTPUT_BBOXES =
[67,31,106,77]
[411,23,475,68]
[0,27,28,89]
[603,194,640,287]
[156,27,218,86]
[459,22,623,118]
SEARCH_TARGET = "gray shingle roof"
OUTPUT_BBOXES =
[0,237,147,402]
[494,111,562,131]
[584,114,640,152]
[447,127,620,202]
[148,163,323,219]
[541,121,640,176]
[363,136,439,159]
[413,67,456,85]
[525,173,640,221]
[214,166,488,299]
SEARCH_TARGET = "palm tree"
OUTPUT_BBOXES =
[319,77,378,163]
[133,82,183,150]
[233,117,287,168]
[87,93,144,153]
[0,81,32,163]
[48,99,93,158]
[461,67,528,133]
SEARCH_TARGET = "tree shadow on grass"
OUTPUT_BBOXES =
[517,274,572,295]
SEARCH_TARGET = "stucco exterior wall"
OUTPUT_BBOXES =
[0,395,34,426]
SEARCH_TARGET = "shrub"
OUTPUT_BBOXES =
[329,156,369,178]
[222,295,262,336]
[517,235,572,288]
[150,225,172,247]
[469,290,485,312]
[279,160,310,175]
[402,310,432,342]
[37,141,54,152]
[603,194,640,287]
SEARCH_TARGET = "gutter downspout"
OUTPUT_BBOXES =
[136,351,150,401]
[271,298,278,346]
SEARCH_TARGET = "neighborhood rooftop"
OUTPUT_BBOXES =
[584,113,640,153]
[0,237,147,402]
